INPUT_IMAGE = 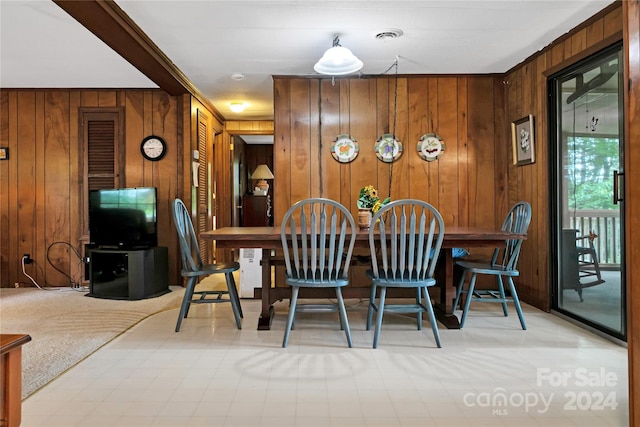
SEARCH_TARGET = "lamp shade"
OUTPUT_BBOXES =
[251,164,274,180]
[314,45,363,75]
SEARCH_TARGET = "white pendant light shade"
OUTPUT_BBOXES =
[314,36,363,76]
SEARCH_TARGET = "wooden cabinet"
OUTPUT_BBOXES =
[87,247,169,300]
[242,195,271,226]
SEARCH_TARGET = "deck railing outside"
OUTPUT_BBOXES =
[569,209,620,267]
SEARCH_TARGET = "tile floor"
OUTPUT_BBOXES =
[22,297,629,426]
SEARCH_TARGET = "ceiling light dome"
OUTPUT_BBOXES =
[229,102,246,113]
[314,35,363,76]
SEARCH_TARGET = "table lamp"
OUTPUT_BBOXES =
[251,164,274,195]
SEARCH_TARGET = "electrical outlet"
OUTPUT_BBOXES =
[14,282,19,288]
[22,254,33,264]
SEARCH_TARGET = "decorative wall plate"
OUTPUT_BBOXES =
[418,133,445,161]
[375,133,403,162]
[331,134,359,163]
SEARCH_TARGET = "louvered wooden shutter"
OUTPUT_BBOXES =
[80,109,123,237]
[197,120,208,261]
[87,119,117,190]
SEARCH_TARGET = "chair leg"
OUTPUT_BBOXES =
[416,288,423,331]
[175,277,197,332]
[366,283,377,331]
[373,286,387,349]
[453,270,467,311]
[282,286,300,348]
[227,272,243,318]
[496,276,509,317]
[460,273,477,328]
[422,287,441,348]
[335,287,353,348]
[225,272,242,330]
[507,277,527,330]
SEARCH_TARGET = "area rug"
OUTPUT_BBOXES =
[0,286,185,399]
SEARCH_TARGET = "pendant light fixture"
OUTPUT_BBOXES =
[314,35,363,76]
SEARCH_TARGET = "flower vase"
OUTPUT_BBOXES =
[358,208,372,230]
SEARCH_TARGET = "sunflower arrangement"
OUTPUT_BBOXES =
[357,185,390,213]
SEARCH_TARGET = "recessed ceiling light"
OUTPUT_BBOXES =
[230,102,246,113]
[230,73,245,81]
[374,29,403,40]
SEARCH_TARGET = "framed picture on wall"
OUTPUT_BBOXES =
[0,147,8,160]
[511,115,535,166]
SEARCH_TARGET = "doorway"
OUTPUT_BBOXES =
[549,42,626,340]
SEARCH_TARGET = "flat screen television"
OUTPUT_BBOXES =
[89,187,158,249]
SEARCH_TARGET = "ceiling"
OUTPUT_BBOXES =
[1,0,614,122]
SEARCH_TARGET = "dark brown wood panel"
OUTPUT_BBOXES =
[624,1,640,424]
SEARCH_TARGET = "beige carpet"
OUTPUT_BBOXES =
[0,285,186,399]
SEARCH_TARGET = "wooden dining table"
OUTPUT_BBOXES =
[201,226,525,330]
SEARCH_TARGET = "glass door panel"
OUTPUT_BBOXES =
[551,44,625,340]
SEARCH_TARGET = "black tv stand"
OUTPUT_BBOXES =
[87,247,169,300]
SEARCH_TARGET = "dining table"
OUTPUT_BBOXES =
[201,226,525,330]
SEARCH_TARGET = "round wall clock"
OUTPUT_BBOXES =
[331,134,359,163]
[375,134,403,162]
[140,135,167,161]
[418,133,445,161]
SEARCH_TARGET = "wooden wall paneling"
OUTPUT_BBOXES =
[407,77,429,206]
[289,79,312,204]
[435,77,459,226]
[586,16,605,48]
[153,92,178,280]
[373,79,391,205]
[80,90,98,107]
[350,79,379,211]
[17,92,37,285]
[125,90,145,188]
[225,120,274,134]
[550,43,566,69]
[0,92,9,287]
[141,91,154,187]
[467,78,496,228]
[425,78,440,207]
[308,80,321,199]
[457,78,469,227]
[492,77,508,225]
[604,5,622,39]
[273,79,291,226]
[98,91,116,107]
[34,93,46,285]
[67,92,82,284]
[564,33,573,60]
[391,77,410,202]
[534,53,550,308]
[5,92,18,287]
[624,0,640,423]
[571,27,588,56]
[319,79,341,204]
[44,92,71,286]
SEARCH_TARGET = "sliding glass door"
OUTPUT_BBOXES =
[549,43,626,340]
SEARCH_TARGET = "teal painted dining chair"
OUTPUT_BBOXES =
[172,198,243,332]
[280,198,356,348]
[366,199,444,348]
[453,201,532,329]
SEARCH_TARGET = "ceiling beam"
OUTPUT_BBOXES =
[53,0,222,121]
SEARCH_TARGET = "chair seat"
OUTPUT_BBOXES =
[181,262,240,278]
[285,276,349,288]
[366,270,436,288]
[455,260,520,277]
